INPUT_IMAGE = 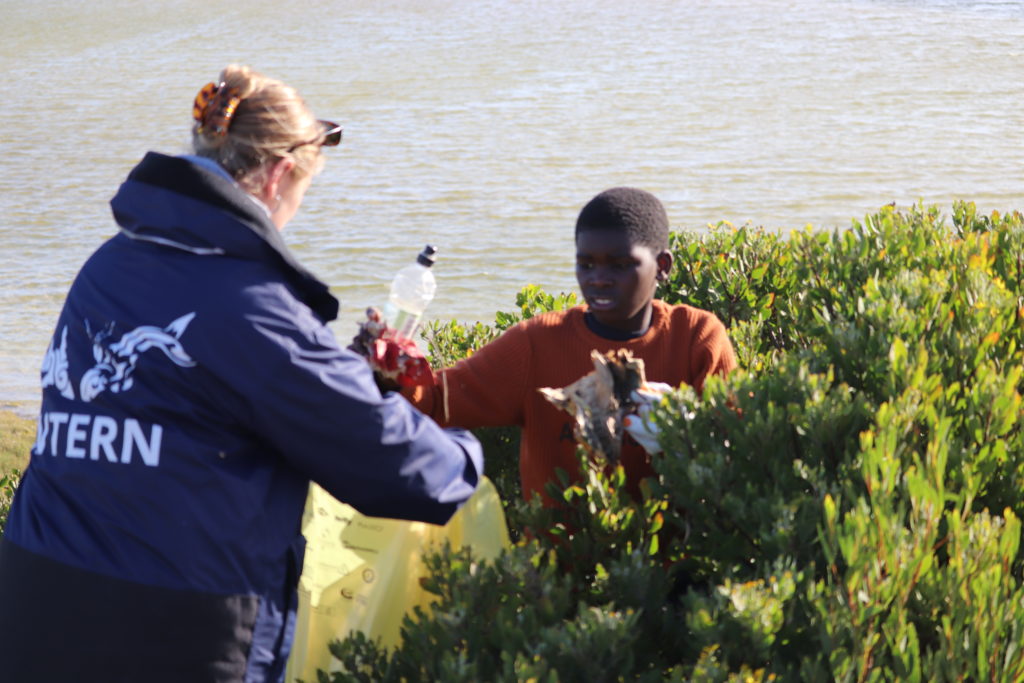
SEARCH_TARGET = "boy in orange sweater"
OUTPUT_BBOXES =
[408,187,737,505]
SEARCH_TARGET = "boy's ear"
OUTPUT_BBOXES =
[656,250,673,281]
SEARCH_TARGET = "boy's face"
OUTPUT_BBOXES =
[575,229,672,333]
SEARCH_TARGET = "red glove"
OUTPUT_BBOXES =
[350,307,432,389]
[369,334,432,387]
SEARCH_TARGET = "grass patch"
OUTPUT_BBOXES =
[0,409,34,474]
[0,409,32,532]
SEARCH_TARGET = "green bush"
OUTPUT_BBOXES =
[0,470,19,536]
[320,201,1024,681]
[0,410,32,535]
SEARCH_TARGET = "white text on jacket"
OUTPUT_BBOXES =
[33,412,164,466]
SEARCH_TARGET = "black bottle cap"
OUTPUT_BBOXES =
[417,244,437,268]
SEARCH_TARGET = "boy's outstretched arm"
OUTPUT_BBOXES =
[405,324,533,430]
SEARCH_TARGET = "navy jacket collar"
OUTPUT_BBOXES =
[110,152,339,322]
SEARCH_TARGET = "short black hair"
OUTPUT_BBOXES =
[574,187,669,252]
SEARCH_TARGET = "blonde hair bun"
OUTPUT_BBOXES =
[191,64,324,190]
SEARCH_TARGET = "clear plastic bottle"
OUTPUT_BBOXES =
[383,245,437,340]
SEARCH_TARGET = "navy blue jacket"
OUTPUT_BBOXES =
[0,152,483,682]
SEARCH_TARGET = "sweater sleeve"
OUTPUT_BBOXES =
[689,311,738,393]
[407,323,532,429]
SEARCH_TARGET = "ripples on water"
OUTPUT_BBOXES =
[1,0,1022,412]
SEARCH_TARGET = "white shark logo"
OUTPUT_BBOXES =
[80,313,197,403]
[41,326,76,400]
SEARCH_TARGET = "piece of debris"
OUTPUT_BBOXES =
[539,349,646,463]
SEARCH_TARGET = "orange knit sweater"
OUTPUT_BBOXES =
[408,300,737,504]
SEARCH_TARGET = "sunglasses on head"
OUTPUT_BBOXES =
[287,120,343,153]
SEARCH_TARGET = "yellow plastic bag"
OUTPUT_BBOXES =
[285,477,510,682]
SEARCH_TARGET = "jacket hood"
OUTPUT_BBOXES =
[110,152,339,321]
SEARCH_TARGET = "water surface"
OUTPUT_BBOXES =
[1,0,1022,414]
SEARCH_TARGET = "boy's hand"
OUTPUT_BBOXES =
[622,382,673,455]
[349,307,433,391]
[368,335,432,389]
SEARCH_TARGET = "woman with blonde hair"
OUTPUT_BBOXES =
[0,65,483,682]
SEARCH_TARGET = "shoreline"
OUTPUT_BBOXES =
[2,401,37,420]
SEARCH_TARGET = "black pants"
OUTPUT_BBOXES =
[0,539,259,683]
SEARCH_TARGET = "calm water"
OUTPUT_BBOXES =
[1,0,1022,416]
